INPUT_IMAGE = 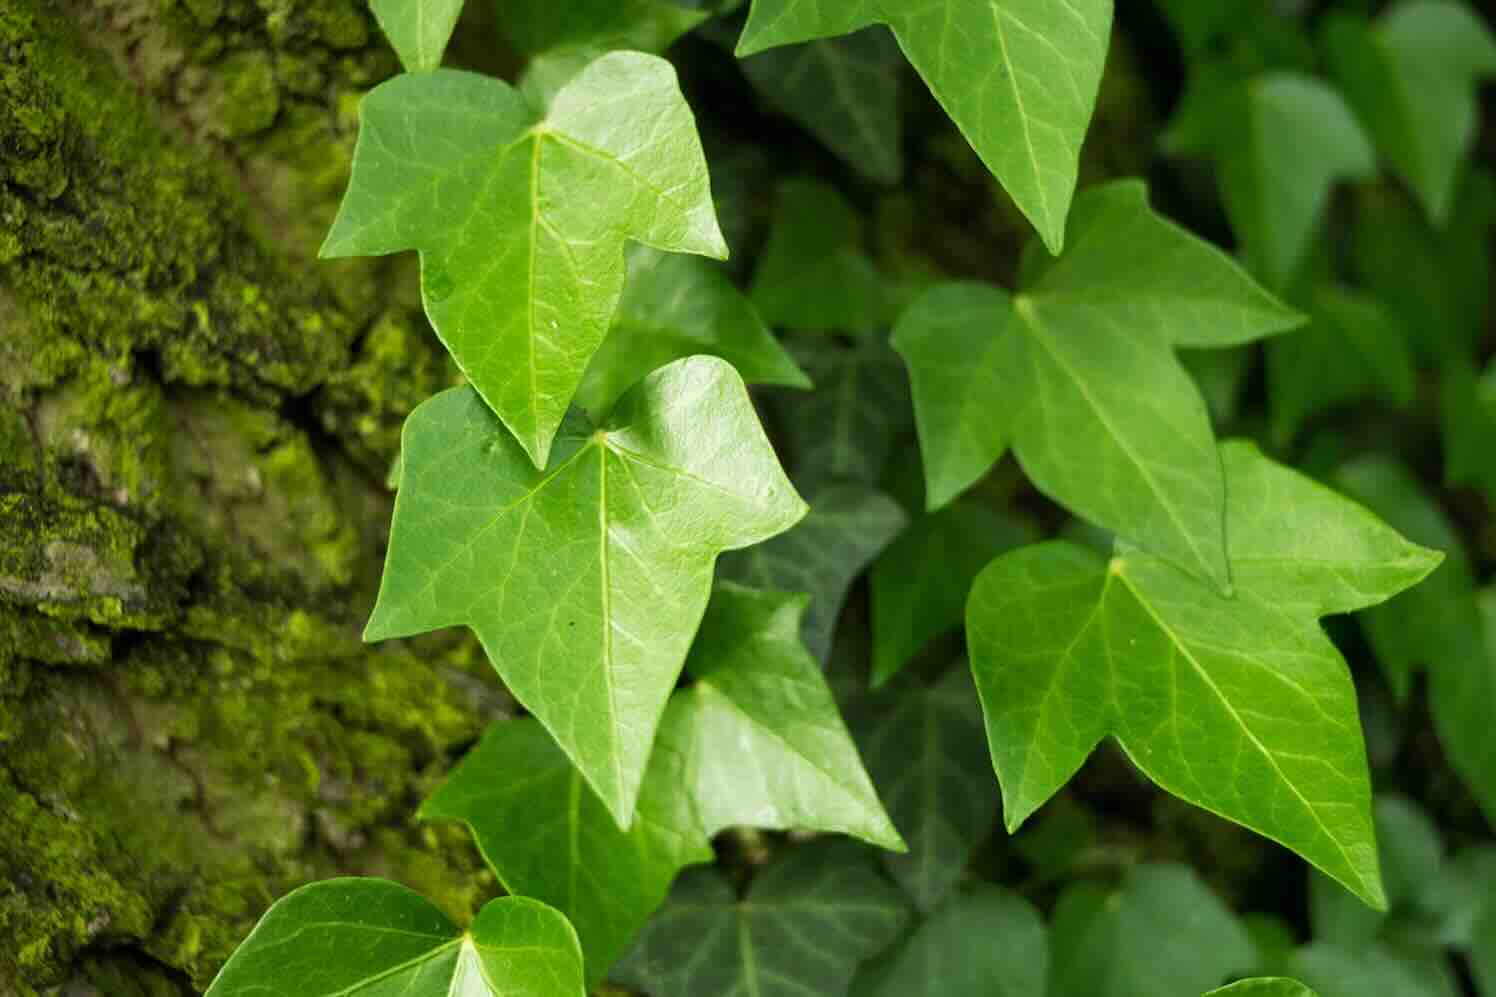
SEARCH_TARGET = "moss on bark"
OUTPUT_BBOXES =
[0,3,500,993]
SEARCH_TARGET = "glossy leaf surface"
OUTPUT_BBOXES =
[658,583,904,850]
[204,880,584,997]
[420,718,711,983]
[968,441,1441,905]
[365,358,805,827]
[322,55,727,466]
[899,182,1302,588]
[615,841,910,997]
[737,0,1114,252]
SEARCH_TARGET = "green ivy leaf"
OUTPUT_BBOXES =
[1267,287,1415,447]
[499,0,708,55]
[322,54,728,467]
[844,667,998,911]
[870,501,1033,686]
[1323,2,1496,225]
[968,441,1442,906]
[750,180,888,334]
[853,887,1047,997]
[1208,982,1320,997]
[736,0,1113,253]
[1168,73,1375,290]
[1335,458,1496,823]
[656,583,904,850]
[576,245,810,419]
[614,841,911,997]
[419,718,712,983]
[370,0,465,72]
[204,880,584,997]
[720,482,906,661]
[1291,943,1451,997]
[898,183,1303,588]
[365,357,805,827]
[739,28,904,185]
[1050,865,1254,997]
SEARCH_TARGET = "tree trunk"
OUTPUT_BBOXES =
[1,3,504,993]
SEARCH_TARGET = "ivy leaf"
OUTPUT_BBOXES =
[853,887,1047,997]
[419,718,712,983]
[655,583,903,849]
[898,183,1303,588]
[1335,458,1496,824]
[843,668,1000,911]
[365,357,806,827]
[739,28,904,185]
[321,54,728,467]
[499,0,708,55]
[1291,943,1451,997]
[870,501,1033,686]
[1323,2,1496,225]
[1208,982,1320,997]
[203,880,584,997]
[750,180,888,334]
[1167,73,1375,290]
[1050,865,1254,997]
[614,841,911,997]
[968,441,1442,906]
[720,482,906,661]
[371,0,465,72]
[576,245,810,419]
[736,0,1113,253]
[1267,287,1415,447]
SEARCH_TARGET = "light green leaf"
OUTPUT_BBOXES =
[657,583,904,850]
[891,283,1016,512]
[419,718,712,983]
[870,501,1033,686]
[1324,2,1496,224]
[1208,982,1320,997]
[371,0,464,72]
[322,55,727,467]
[1050,865,1254,997]
[721,482,907,661]
[739,27,904,184]
[204,880,584,997]
[1291,943,1451,997]
[500,0,708,55]
[900,182,1303,588]
[1335,458,1496,822]
[576,245,810,418]
[750,180,888,334]
[1268,287,1415,446]
[843,667,999,911]
[968,441,1442,906]
[1173,74,1375,289]
[614,841,911,997]
[365,357,805,827]
[854,887,1047,997]
[736,0,1113,253]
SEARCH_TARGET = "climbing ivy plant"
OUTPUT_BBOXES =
[207,1,1496,996]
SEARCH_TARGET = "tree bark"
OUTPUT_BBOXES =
[0,3,505,993]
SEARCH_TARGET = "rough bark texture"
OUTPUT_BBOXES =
[0,3,508,993]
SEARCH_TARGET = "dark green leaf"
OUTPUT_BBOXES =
[1291,943,1452,997]
[1050,865,1254,997]
[737,0,1114,253]
[739,27,904,184]
[614,841,911,997]
[577,245,810,419]
[365,358,805,827]
[420,718,712,983]
[720,482,906,661]
[657,583,904,850]
[969,441,1441,905]
[499,0,708,55]
[204,880,584,997]
[322,56,727,466]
